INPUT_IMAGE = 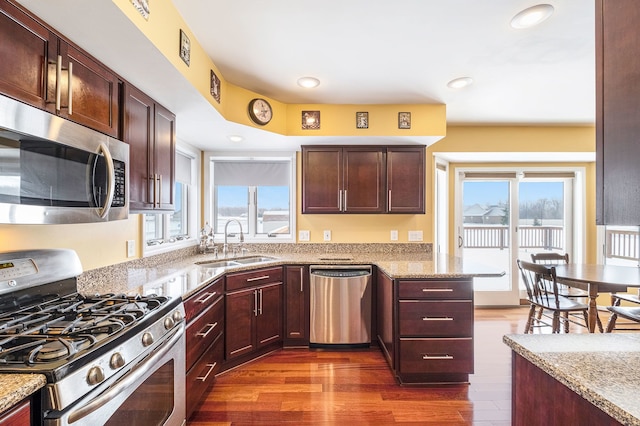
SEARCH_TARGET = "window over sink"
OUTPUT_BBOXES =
[205,152,296,243]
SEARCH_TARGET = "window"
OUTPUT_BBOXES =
[206,153,296,242]
[144,146,199,254]
[603,225,640,267]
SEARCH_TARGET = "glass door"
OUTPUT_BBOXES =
[456,171,575,306]
[458,176,519,305]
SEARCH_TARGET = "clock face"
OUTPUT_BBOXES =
[248,98,272,125]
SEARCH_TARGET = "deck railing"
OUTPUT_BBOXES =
[463,225,563,250]
[606,229,640,261]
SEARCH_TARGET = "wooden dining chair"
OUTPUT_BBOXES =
[606,289,640,331]
[517,259,589,333]
[530,252,603,332]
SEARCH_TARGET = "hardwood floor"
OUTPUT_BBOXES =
[188,306,595,425]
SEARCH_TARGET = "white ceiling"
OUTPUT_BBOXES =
[16,0,595,155]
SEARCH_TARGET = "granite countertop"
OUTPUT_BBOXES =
[503,333,640,426]
[0,374,46,414]
[78,248,504,299]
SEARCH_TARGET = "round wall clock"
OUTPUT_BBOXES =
[248,98,273,125]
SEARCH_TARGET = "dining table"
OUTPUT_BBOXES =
[553,263,640,333]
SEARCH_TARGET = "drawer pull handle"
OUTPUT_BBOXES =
[422,288,454,292]
[196,291,217,304]
[422,354,454,360]
[196,322,218,338]
[422,317,454,321]
[196,363,217,382]
[247,275,270,282]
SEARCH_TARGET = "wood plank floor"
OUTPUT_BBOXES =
[188,306,597,425]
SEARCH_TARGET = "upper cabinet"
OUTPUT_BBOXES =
[302,145,425,214]
[596,0,640,225]
[123,84,175,212]
[0,1,120,137]
[387,147,425,214]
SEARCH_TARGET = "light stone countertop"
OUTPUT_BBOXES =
[0,374,46,415]
[77,248,504,299]
[503,333,640,426]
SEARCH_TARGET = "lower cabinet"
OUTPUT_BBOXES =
[284,265,309,346]
[225,267,283,364]
[184,277,225,419]
[378,275,474,384]
[0,397,30,426]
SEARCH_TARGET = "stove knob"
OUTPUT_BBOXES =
[164,316,175,330]
[172,310,184,323]
[110,352,125,369]
[87,366,105,386]
[142,332,154,347]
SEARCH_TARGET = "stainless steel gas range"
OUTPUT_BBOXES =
[0,249,186,426]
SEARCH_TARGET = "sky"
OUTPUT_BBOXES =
[463,181,563,206]
[218,186,289,209]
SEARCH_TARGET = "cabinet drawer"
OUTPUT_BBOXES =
[399,301,473,337]
[184,277,224,322]
[186,295,224,369]
[226,267,283,291]
[186,332,224,418]
[398,279,472,300]
[399,338,473,374]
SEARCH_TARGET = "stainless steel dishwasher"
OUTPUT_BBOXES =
[309,265,372,348]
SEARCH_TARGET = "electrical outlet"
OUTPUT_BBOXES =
[408,230,423,241]
[323,230,332,241]
[299,230,310,241]
[390,230,398,241]
[126,240,135,258]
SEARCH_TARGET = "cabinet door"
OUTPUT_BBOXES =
[284,266,309,344]
[225,288,256,360]
[0,397,30,426]
[154,103,176,211]
[596,0,640,225]
[123,84,154,211]
[256,282,283,349]
[387,147,424,213]
[56,41,120,137]
[343,147,385,213]
[0,2,50,109]
[302,146,342,213]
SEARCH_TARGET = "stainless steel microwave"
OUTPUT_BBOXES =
[0,94,129,224]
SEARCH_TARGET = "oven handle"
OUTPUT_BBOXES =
[67,325,184,424]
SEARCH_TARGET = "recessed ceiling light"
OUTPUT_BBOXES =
[447,77,473,89]
[297,77,320,88]
[228,135,243,142]
[510,4,554,29]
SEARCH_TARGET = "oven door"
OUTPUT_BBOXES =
[45,326,186,426]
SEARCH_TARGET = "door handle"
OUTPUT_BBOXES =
[458,235,464,248]
[67,60,73,115]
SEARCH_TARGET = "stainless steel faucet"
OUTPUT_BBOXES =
[223,219,245,257]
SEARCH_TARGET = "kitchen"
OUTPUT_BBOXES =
[0,0,637,425]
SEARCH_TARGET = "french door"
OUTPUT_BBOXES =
[455,170,575,306]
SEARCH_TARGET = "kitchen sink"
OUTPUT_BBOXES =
[233,256,275,264]
[196,255,276,269]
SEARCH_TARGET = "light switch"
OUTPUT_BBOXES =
[323,230,331,241]
[126,240,135,257]
[408,230,423,241]
[390,230,398,241]
[299,230,310,241]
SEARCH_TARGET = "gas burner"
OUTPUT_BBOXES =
[30,336,94,363]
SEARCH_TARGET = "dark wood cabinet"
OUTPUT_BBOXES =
[225,267,283,363]
[379,277,474,384]
[302,146,385,213]
[284,265,309,345]
[0,398,30,426]
[302,145,425,214]
[0,1,120,137]
[123,83,175,212]
[183,277,225,419]
[596,0,640,225]
[387,146,425,213]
